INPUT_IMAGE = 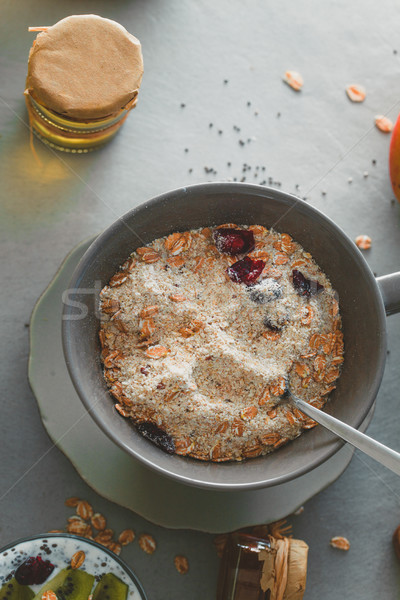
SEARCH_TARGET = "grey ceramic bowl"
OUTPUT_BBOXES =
[62,183,400,491]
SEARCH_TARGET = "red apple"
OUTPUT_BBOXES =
[389,113,400,202]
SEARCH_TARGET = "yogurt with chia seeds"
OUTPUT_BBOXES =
[0,533,147,599]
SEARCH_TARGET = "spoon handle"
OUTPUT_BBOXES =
[292,396,400,476]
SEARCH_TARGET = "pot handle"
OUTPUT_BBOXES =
[376,272,400,316]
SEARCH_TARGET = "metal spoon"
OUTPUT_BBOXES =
[288,392,400,476]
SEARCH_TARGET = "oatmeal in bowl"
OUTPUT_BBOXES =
[99,224,344,462]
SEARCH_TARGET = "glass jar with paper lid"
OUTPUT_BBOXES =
[25,15,144,153]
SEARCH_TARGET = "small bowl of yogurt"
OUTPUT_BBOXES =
[0,532,147,600]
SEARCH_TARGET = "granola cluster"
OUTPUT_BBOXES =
[98,224,344,462]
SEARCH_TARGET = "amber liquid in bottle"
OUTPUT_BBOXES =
[217,533,271,600]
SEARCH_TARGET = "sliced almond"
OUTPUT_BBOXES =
[355,234,371,250]
[346,84,366,102]
[375,115,393,133]
[330,536,350,551]
[283,70,303,91]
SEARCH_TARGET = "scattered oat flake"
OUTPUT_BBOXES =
[169,294,186,302]
[139,534,157,554]
[65,497,80,507]
[174,555,189,574]
[67,520,90,536]
[107,541,122,555]
[375,115,393,132]
[70,551,85,570]
[118,529,135,545]
[330,536,350,551]
[76,500,94,520]
[284,70,303,91]
[145,345,169,359]
[41,592,57,600]
[95,529,114,544]
[346,84,366,102]
[355,234,372,250]
[91,513,107,530]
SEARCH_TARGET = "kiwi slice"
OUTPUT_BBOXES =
[33,568,94,600]
[92,573,128,600]
[0,577,34,600]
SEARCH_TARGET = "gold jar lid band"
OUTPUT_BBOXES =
[25,93,130,153]
[25,91,136,133]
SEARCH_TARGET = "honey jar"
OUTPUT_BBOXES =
[25,15,144,152]
[217,532,309,600]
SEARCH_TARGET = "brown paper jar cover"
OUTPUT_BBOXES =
[25,14,144,120]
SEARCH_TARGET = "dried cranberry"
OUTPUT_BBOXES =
[227,256,265,286]
[137,422,175,454]
[15,556,55,585]
[292,269,324,297]
[213,228,255,255]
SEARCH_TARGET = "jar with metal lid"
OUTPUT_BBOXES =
[24,15,144,152]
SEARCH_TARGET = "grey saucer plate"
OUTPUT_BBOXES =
[29,238,363,533]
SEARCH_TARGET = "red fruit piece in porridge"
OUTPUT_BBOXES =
[15,556,55,585]
[137,422,175,454]
[213,228,255,255]
[227,256,265,286]
[292,269,324,297]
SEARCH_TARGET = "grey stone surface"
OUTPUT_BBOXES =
[0,0,400,598]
